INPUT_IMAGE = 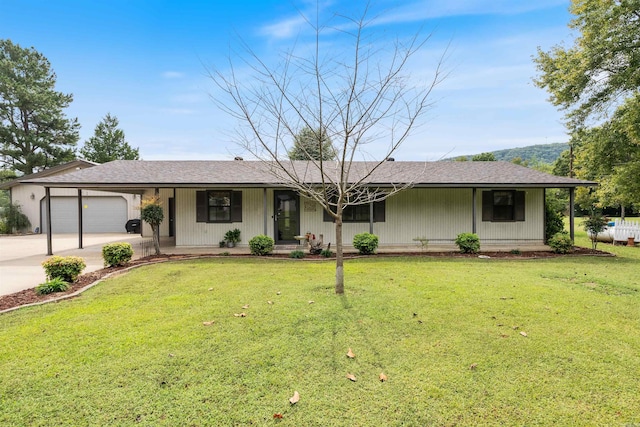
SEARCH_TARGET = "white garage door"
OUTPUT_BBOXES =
[41,196,128,233]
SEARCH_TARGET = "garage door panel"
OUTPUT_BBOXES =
[41,197,128,233]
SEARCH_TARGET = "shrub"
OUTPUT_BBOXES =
[320,249,333,258]
[583,210,608,250]
[289,250,305,259]
[545,201,565,242]
[548,231,573,254]
[249,234,274,256]
[353,233,379,255]
[455,233,480,254]
[0,202,31,234]
[102,242,134,267]
[35,277,70,295]
[42,256,86,282]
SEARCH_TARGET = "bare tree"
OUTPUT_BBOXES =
[212,4,447,294]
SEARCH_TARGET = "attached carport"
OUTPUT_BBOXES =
[40,196,128,233]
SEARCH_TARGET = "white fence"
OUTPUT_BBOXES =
[613,219,640,243]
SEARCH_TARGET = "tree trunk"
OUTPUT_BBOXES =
[152,224,161,255]
[621,204,626,220]
[335,216,344,294]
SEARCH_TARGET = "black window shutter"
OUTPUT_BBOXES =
[482,191,493,222]
[231,191,243,222]
[196,191,207,222]
[373,201,386,222]
[514,191,525,221]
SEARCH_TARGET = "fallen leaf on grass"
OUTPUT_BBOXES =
[273,413,283,419]
[233,313,247,317]
[346,374,357,382]
[242,304,250,309]
[267,301,273,305]
[520,331,528,337]
[379,373,388,382]
[346,348,356,358]
[289,391,300,404]
[277,292,281,295]
[202,321,215,326]
[470,363,477,370]
[308,300,314,304]
[208,288,213,291]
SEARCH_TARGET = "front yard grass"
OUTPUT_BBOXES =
[1,240,639,425]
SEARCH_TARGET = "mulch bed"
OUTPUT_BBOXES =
[0,247,611,313]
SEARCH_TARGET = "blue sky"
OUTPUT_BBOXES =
[2,0,574,161]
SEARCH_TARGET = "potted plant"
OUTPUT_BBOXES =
[224,228,241,248]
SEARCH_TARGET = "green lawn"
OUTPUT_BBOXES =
[1,234,639,426]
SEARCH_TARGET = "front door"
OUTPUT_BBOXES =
[274,190,300,244]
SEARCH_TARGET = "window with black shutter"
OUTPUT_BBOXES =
[481,190,525,222]
[196,190,242,223]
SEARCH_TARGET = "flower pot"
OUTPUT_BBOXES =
[227,242,235,248]
[628,237,636,247]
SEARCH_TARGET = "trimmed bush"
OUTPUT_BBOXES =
[548,231,573,254]
[42,256,86,282]
[320,249,333,258]
[102,242,134,267]
[455,233,480,254]
[289,250,305,259]
[353,233,379,255]
[35,277,70,295]
[249,234,274,256]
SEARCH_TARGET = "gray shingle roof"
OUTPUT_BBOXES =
[21,160,596,189]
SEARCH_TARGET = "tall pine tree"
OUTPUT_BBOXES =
[0,39,79,175]
[80,113,140,163]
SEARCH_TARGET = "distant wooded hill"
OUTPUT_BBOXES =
[446,143,568,164]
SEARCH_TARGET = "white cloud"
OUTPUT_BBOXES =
[162,71,185,79]
[373,0,569,25]
[259,15,308,40]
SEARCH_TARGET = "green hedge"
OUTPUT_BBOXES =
[455,233,480,254]
[102,242,134,267]
[249,235,274,256]
[42,256,86,282]
[353,233,379,255]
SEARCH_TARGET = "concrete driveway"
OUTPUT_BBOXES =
[0,233,143,297]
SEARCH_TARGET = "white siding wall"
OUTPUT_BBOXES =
[476,188,544,244]
[174,188,268,246]
[171,187,546,246]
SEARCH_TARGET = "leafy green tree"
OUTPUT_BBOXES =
[287,127,335,161]
[140,196,164,255]
[552,149,572,177]
[471,152,495,161]
[80,113,140,163]
[0,202,31,234]
[573,97,640,211]
[583,209,608,250]
[0,40,79,175]
[535,0,640,214]
[533,0,640,126]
